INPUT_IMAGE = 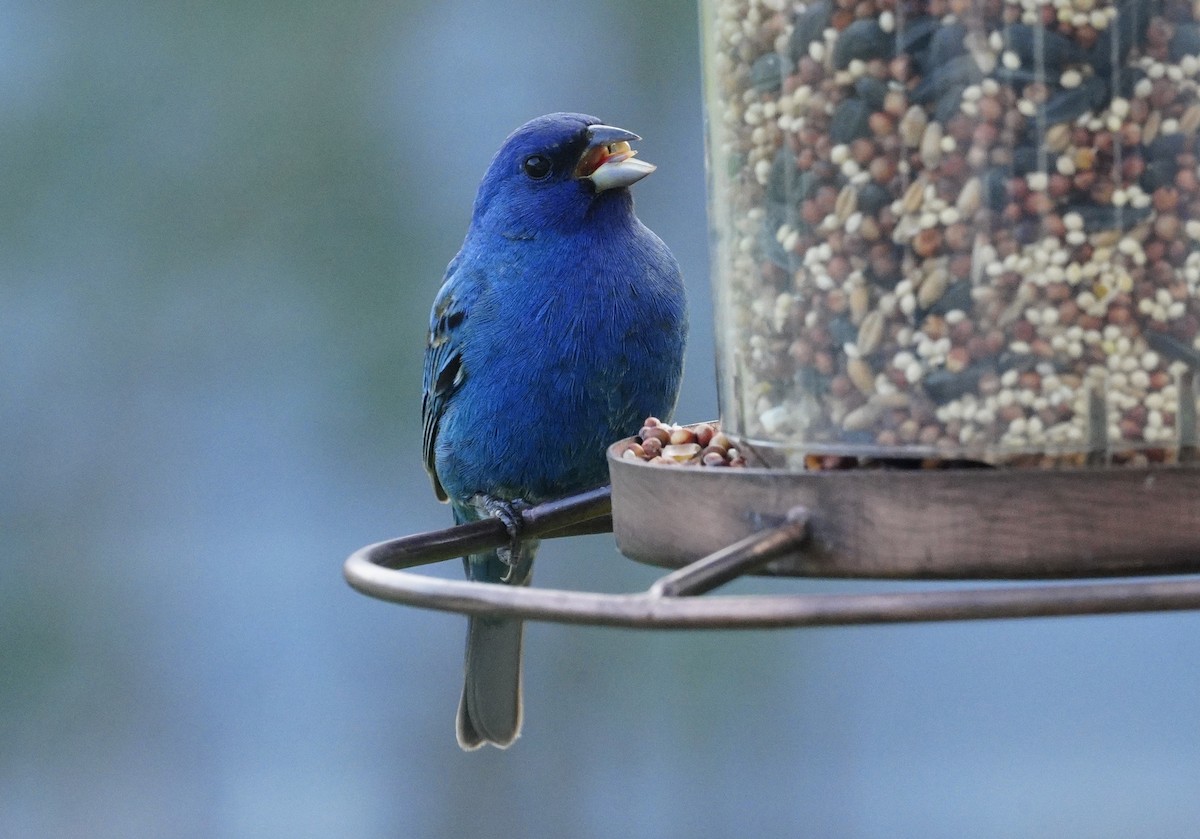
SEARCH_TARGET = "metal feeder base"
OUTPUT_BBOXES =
[343,447,1200,629]
[608,445,1200,580]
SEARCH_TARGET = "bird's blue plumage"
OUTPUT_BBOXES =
[421,112,687,749]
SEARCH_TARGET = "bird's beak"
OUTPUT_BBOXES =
[574,124,657,192]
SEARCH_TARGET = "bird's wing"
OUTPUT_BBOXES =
[421,257,472,502]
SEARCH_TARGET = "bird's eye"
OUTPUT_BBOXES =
[522,154,553,180]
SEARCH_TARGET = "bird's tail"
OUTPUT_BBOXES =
[457,611,525,749]
[453,503,538,750]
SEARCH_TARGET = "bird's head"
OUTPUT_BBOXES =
[470,112,657,239]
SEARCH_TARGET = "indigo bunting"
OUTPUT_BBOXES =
[421,112,687,749]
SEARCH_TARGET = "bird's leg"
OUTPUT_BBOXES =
[475,495,532,583]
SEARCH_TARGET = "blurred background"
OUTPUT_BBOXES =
[4,0,1200,836]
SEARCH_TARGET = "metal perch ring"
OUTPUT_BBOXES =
[343,485,1200,629]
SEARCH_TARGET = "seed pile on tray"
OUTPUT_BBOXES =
[619,418,748,466]
[706,0,1200,467]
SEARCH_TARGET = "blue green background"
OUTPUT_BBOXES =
[5,1,1200,835]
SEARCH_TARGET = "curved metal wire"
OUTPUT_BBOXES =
[343,487,1200,629]
[362,486,614,570]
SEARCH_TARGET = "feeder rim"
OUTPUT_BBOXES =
[343,486,1200,628]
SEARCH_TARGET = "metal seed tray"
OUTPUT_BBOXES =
[608,447,1200,579]
[344,450,1200,628]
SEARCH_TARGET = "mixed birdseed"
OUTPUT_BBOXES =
[620,418,749,466]
[704,0,1200,468]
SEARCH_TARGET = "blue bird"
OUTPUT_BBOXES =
[421,112,688,749]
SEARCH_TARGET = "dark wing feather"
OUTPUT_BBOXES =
[421,263,469,502]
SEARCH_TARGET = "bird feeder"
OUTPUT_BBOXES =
[346,0,1200,625]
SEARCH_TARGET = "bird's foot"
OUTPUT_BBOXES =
[480,496,529,542]
[474,495,531,582]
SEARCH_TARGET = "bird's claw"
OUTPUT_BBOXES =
[474,496,531,581]
[480,496,529,544]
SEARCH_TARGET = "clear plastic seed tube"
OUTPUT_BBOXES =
[701,0,1200,468]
